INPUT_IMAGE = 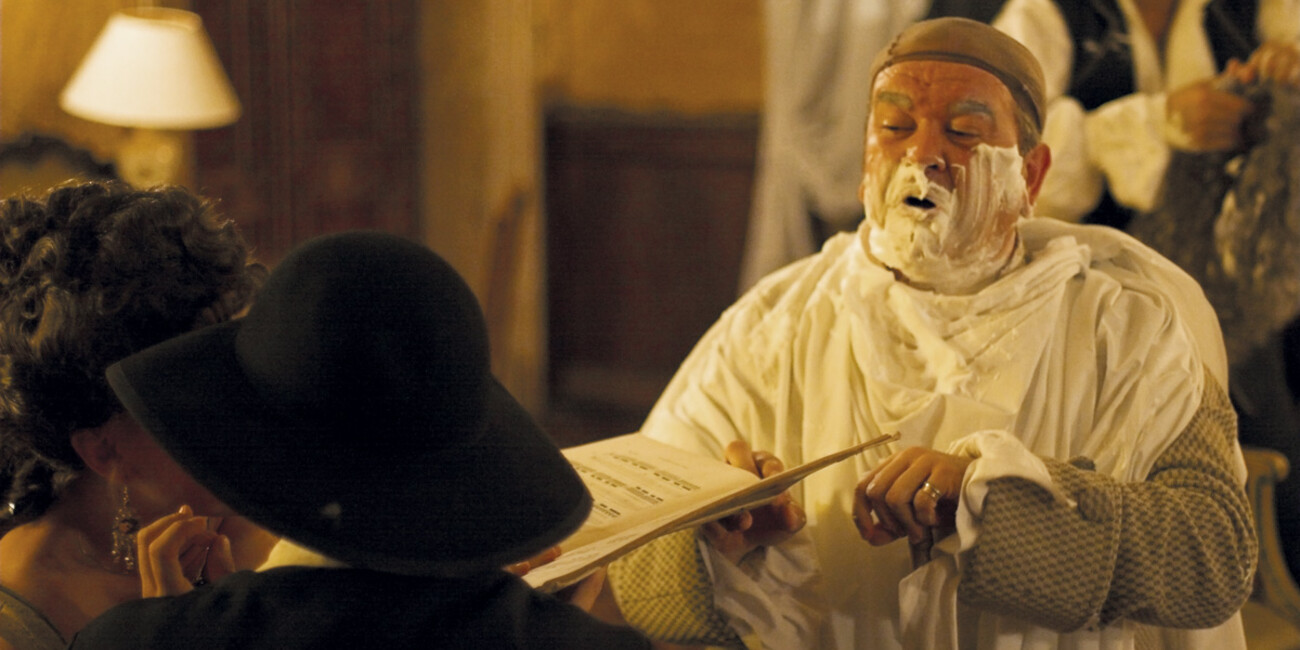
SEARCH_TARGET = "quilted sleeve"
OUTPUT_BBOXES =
[607,530,747,648]
[958,370,1257,631]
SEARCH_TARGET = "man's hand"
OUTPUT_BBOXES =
[702,440,806,564]
[1166,73,1254,152]
[136,505,235,598]
[852,447,970,557]
[1242,41,1300,87]
[1166,43,1300,152]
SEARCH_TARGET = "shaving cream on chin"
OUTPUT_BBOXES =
[863,144,1029,294]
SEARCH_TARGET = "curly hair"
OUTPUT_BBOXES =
[0,181,265,526]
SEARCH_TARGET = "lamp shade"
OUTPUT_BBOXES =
[60,8,241,130]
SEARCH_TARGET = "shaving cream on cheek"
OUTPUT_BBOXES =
[863,143,1028,294]
[952,143,1028,252]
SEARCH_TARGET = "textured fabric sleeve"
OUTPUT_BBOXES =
[957,370,1257,631]
[607,530,747,648]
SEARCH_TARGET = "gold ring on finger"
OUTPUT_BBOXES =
[919,480,943,501]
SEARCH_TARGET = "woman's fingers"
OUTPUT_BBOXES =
[505,545,563,576]
[135,507,190,596]
[559,567,607,612]
[145,519,215,596]
[213,516,279,570]
[203,535,236,583]
[136,506,220,597]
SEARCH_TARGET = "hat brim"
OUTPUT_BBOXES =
[107,320,592,576]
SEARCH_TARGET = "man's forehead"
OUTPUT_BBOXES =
[875,91,996,119]
[872,60,1013,112]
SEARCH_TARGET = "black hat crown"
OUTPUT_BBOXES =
[108,231,591,576]
[236,233,488,447]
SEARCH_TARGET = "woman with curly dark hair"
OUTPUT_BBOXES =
[0,182,275,649]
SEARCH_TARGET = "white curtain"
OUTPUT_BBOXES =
[739,0,930,292]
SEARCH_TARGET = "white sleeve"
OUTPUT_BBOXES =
[992,0,1074,102]
[1259,0,1300,44]
[702,532,825,647]
[945,430,1072,557]
[639,282,826,644]
[995,0,1109,223]
[1083,92,1171,214]
[996,0,1173,219]
[1033,96,1106,222]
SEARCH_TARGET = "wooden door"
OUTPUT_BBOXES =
[544,109,758,445]
[192,1,418,266]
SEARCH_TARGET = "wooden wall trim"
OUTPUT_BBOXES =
[544,109,758,443]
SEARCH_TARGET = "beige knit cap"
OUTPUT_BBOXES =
[870,17,1046,130]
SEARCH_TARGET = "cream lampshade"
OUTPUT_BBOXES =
[60,7,241,187]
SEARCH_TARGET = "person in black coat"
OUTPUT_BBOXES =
[69,231,651,649]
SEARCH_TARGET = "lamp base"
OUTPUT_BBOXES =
[116,129,185,188]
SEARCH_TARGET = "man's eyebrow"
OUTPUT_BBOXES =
[874,91,913,109]
[949,99,994,118]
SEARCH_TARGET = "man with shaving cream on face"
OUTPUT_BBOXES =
[602,17,1257,650]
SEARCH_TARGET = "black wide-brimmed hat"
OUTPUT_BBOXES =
[107,231,591,576]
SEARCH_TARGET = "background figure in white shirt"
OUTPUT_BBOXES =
[992,0,1299,227]
[993,0,1300,585]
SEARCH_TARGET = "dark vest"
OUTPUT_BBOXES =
[1052,0,1259,229]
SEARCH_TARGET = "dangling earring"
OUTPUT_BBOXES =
[110,485,139,572]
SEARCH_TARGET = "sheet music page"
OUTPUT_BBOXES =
[560,434,760,550]
[524,432,899,591]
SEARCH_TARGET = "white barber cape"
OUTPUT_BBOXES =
[640,217,1243,649]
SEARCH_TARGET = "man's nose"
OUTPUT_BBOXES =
[907,126,947,172]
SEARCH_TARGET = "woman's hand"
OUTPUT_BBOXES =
[135,505,235,598]
[211,515,278,570]
[702,440,806,565]
[553,567,607,613]
[504,545,563,577]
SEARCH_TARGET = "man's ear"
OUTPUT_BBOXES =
[1023,143,1051,205]
[69,424,120,479]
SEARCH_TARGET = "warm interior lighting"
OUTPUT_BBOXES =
[59,7,241,186]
